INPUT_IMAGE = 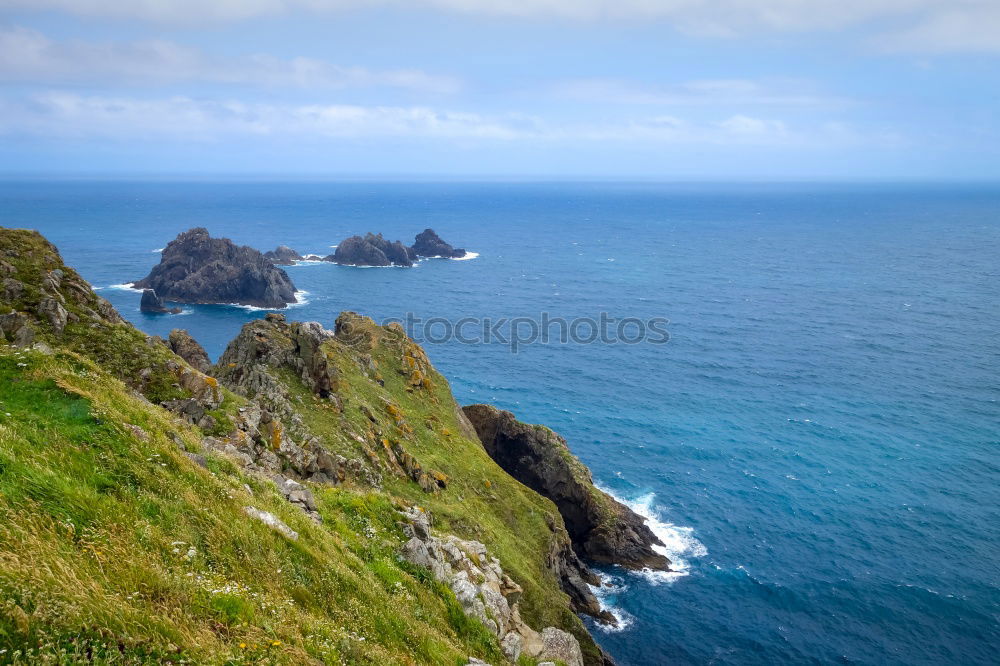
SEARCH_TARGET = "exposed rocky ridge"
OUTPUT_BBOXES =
[463,404,671,571]
[330,233,416,267]
[2,228,622,665]
[400,507,584,666]
[168,328,211,372]
[411,228,467,258]
[263,245,303,266]
[135,227,297,308]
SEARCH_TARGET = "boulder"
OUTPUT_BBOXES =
[463,404,670,572]
[411,228,467,258]
[134,228,297,308]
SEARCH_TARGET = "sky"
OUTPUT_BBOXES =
[0,0,998,179]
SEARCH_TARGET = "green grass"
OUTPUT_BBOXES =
[0,347,522,665]
[0,229,602,664]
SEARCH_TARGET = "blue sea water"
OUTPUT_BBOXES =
[2,180,998,665]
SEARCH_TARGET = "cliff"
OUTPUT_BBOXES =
[135,228,297,308]
[0,228,618,665]
[464,404,671,571]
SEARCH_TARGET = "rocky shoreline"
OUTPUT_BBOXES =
[1,227,669,666]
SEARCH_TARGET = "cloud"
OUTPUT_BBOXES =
[0,92,887,150]
[0,26,461,92]
[5,1,998,52]
[551,78,854,107]
[878,5,1000,52]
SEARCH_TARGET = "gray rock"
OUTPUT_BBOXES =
[411,228,466,258]
[37,297,67,335]
[330,233,414,267]
[134,228,297,309]
[243,506,298,540]
[463,404,670,572]
[264,245,303,266]
[140,289,181,314]
[168,329,211,372]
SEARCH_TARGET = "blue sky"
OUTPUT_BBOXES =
[0,0,998,179]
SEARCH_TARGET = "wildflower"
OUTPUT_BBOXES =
[271,640,281,646]
[239,643,246,649]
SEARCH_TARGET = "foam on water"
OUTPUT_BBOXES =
[589,573,635,632]
[229,290,310,312]
[99,282,141,292]
[605,490,707,586]
[451,251,479,261]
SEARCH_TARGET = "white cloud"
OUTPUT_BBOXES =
[4,1,997,52]
[551,78,853,107]
[0,26,461,92]
[0,92,886,149]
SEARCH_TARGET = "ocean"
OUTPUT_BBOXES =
[2,180,997,665]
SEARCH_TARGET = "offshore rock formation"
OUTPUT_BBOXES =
[464,404,671,571]
[329,229,468,266]
[329,233,415,267]
[411,228,467,258]
[263,245,303,266]
[139,288,181,314]
[135,228,297,308]
[400,507,584,666]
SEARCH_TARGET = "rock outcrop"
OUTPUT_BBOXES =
[411,228,467,258]
[263,245,303,266]
[329,233,415,267]
[400,507,584,666]
[168,328,211,372]
[463,404,671,571]
[134,228,297,308]
[140,289,181,314]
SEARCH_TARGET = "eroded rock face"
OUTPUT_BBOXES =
[411,228,466,258]
[210,313,379,489]
[168,329,211,373]
[264,245,303,266]
[463,404,670,572]
[134,228,297,308]
[399,507,584,666]
[329,233,415,267]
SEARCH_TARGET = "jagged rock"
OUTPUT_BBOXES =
[329,233,415,267]
[243,506,298,540]
[134,228,297,308]
[547,525,616,624]
[37,297,67,335]
[0,312,34,347]
[411,228,467,258]
[463,404,670,572]
[1,277,23,302]
[263,245,303,266]
[168,329,211,372]
[139,289,181,314]
[398,507,583,666]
